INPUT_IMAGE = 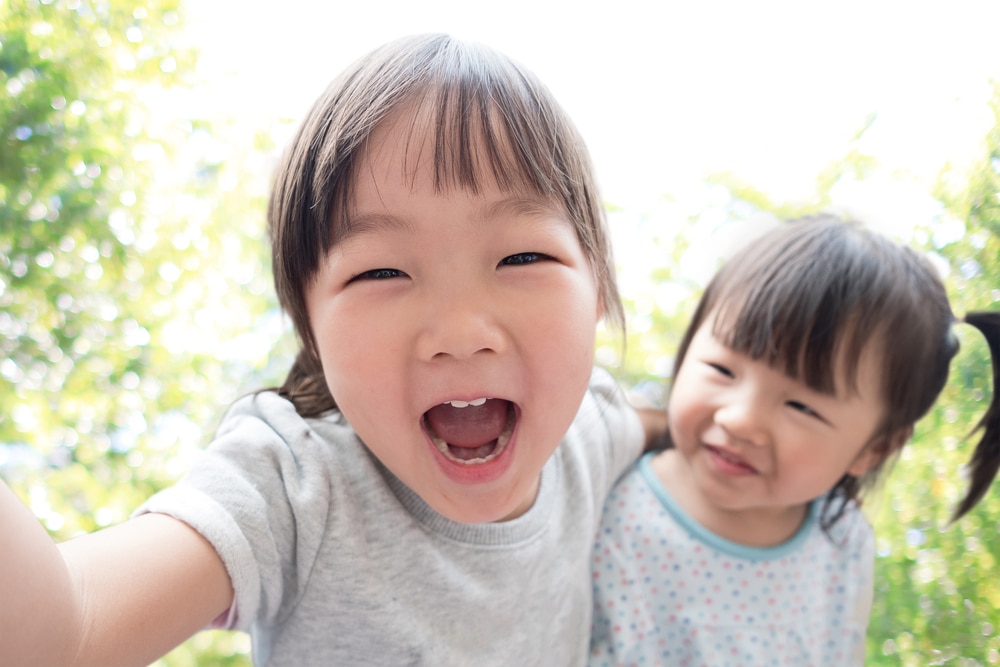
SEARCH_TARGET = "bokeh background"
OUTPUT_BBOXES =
[1,1,998,664]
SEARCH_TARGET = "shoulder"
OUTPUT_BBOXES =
[211,391,358,462]
[169,391,373,527]
[584,366,628,409]
[841,501,875,558]
[800,499,875,573]
[558,367,644,506]
[574,367,642,444]
[138,392,377,632]
[218,390,321,438]
[823,499,875,546]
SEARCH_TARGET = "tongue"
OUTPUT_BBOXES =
[425,399,509,448]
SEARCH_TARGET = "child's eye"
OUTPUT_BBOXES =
[499,252,551,267]
[349,268,406,283]
[707,363,735,378]
[787,400,824,421]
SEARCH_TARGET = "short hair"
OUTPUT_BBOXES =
[268,34,620,410]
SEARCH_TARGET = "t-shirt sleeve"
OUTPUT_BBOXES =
[133,392,333,633]
[581,366,644,497]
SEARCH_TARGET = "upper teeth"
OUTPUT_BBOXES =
[445,398,488,408]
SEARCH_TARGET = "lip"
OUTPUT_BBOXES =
[704,444,758,476]
[422,401,521,486]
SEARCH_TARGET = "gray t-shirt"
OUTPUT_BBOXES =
[137,367,643,666]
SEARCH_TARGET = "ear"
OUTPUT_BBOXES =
[847,426,913,477]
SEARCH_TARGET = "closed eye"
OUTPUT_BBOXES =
[499,252,552,267]
[707,363,734,378]
[348,268,407,283]
[787,400,825,422]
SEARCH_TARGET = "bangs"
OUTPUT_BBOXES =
[364,53,568,201]
[329,38,586,246]
[444,93,549,195]
[421,40,573,199]
[701,222,892,396]
[711,284,874,397]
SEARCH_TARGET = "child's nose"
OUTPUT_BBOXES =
[714,394,769,446]
[416,285,508,361]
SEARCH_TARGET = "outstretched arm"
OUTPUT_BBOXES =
[0,481,233,667]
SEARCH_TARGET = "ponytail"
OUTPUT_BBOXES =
[276,348,338,418]
[953,311,1000,520]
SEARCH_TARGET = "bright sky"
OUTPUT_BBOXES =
[180,0,1000,293]
[151,0,1000,377]
[186,0,998,202]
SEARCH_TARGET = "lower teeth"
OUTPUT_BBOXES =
[447,441,498,463]
[427,405,515,464]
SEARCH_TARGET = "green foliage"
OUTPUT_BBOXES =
[863,83,1000,667]
[0,1,275,664]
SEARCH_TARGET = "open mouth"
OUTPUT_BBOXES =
[422,398,517,464]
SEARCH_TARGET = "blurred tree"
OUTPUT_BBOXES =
[0,1,279,664]
[862,83,1000,666]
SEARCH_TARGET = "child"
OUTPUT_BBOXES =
[590,216,1000,666]
[0,34,650,666]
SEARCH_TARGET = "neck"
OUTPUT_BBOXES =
[650,450,809,548]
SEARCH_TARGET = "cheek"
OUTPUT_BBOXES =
[310,304,393,407]
[666,367,697,419]
[521,290,599,363]
[666,392,695,443]
[665,372,714,451]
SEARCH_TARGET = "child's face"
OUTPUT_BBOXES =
[304,113,602,524]
[667,313,886,523]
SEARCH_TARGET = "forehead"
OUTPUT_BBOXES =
[357,110,446,186]
[360,95,549,195]
[350,102,562,216]
[355,106,443,195]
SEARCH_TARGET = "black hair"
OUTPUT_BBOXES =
[671,215,1000,529]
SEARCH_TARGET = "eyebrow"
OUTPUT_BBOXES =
[341,195,568,243]
[481,196,565,222]
[341,212,414,241]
